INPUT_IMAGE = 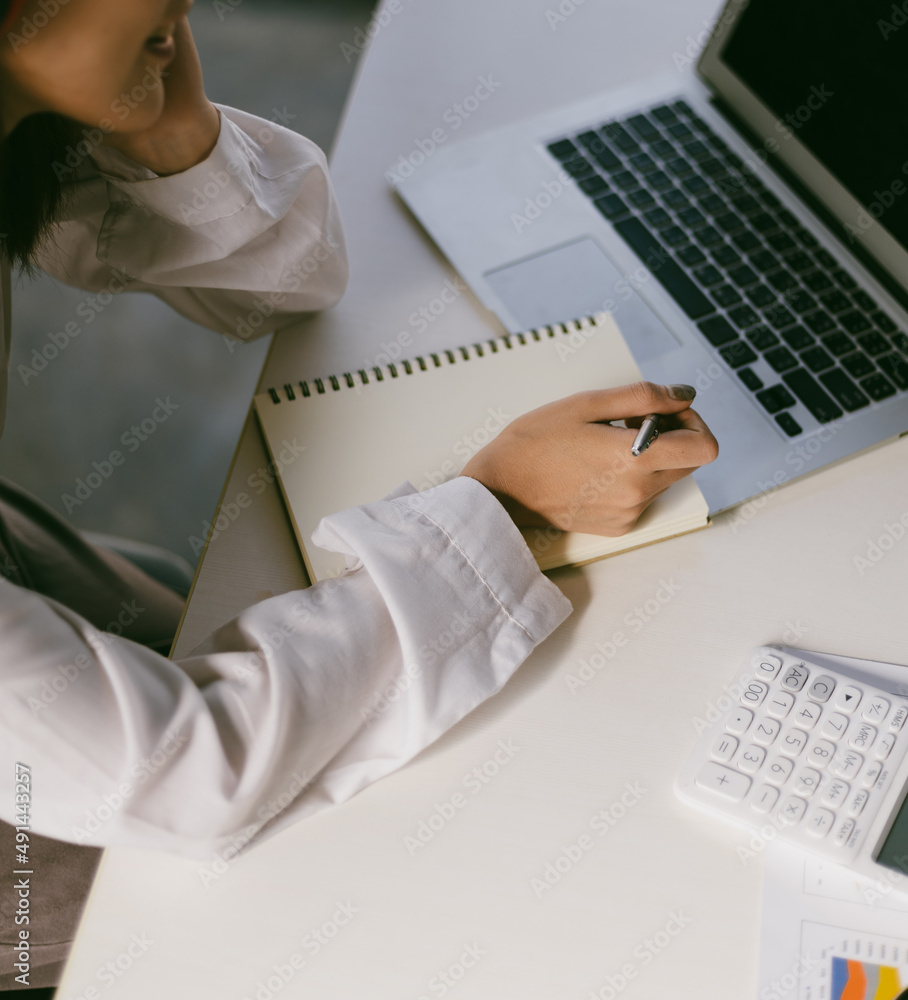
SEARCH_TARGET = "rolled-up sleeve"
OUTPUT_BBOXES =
[1,478,571,859]
[34,104,349,336]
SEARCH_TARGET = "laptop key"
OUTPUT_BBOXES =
[851,290,876,312]
[861,373,897,401]
[764,346,799,373]
[870,311,897,333]
[630,152,658,174]
[728,265,759,287]
[777,208,799,229]
[698,315,739,346]
[595,194,630,220]
[784,251,814,273]
[763,304,797,330]
[877,353,908,390]
[819,290,851,313]
[547,139,577,160]
[662,226,689,248]
[719,340,758,368]
[713,285,743,308]
[738,367,764,391]
[712,245,741,268]
[840,353,876,379]
[890,331,908,354]
[747,325,779,350]
[776,412,803,436]
[794,228,820,249]
[748,285,777,308]
[750,250,779,273]
[663,188,690,211]
[579,175,610,197]
[682,175,710,195]
[694,264,723,286]
[839,311,872,335]
[803,271,834,293]
[626,113,661,140]
[651,105,677,123]
[800,346,836,373]
[780,326,814,350]
[695,226,724,248]
[814,249,837,270]
[757,384,797,414]
[592,145,623,172]
[820,332,855,357]
[767,270,799,292]
[833,269,858,291]
[678,206,706,227]
[678,245,707,267]
[613,217,716,319]
[728,304,760,329]
[804,310,836,334]
[855,331,891,356]
[649,170,673,190]
[644,207,673,228]
[651,139,677,159]
[767,232,797,253]
[563,156,595,178]
[782,369,844,422]
[699,193,727,215]
[611,170,639,191]
[732,231,762,252]
[666,156,694,178]
[819,370,870,412]
[785,290,818,314]
[629,189,656,208]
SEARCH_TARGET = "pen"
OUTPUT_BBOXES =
[630,414,661,457]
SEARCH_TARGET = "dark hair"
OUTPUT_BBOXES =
[0,113,77,272]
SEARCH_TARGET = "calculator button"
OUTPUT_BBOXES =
[712,734,739,762]
[753,654,782,680]
[862,696,890,723]
[861,761,882,788]
[737,745,766,773]
[750,785,779,814]
[834,749,864,779]
[765,756,794,785]
[821,713,849,740]
[752,718,781,746]
[807,676,836,703]
[777,795,808,826]
[793,767,822,798]
[766,691,795,719]
[779,728,809,757]
[741,679,770,707]
[806,739,836,769]
[821,778,849,807]
[847,720,877,752]
[804,807,834,838]
[890,705,907,732]
[834,686,861,714]
[793,701,822,729]
[833,818,855,847]
[780,663,810,692]
[876,733,896,760]
[695,761,752,800]
[725,706,754,734]
[847,789,869,817]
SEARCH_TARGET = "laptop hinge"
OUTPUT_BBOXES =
[709,95,908,316]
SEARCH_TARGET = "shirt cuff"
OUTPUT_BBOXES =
[89,107,260,225]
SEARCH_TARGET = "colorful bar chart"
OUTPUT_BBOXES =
[830,957,903,1000]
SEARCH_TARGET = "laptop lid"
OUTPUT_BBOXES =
[699,0,908,305]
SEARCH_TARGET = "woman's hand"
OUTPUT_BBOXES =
[101,18,220,176]
[461,382,718,536]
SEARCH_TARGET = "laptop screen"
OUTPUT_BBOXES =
[700,0,908,294]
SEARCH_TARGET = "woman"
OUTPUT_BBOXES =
[0,0,716,989]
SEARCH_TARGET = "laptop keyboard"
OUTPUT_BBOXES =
[546,99,908,437]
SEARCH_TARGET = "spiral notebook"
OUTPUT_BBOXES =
[252,313,710,583]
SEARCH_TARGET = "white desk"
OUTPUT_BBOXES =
[59,1,908,997]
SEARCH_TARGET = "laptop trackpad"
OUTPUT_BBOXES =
[484,238,681,362]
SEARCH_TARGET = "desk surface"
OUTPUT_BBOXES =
[60,2,908,997]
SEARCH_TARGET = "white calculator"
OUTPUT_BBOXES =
[676,646,908,887]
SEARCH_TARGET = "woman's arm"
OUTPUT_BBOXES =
[1,477,570,858]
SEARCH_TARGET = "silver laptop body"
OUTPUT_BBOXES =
[393,0,908,515]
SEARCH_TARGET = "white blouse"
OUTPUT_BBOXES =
[0,106,572,858]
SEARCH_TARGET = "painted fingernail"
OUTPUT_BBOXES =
[667,384,696,401]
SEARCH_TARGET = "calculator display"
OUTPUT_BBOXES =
[876,789,908,875]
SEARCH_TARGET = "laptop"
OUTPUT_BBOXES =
[392,0,908,514]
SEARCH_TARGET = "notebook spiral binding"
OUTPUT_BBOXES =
[265,314,604,404]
